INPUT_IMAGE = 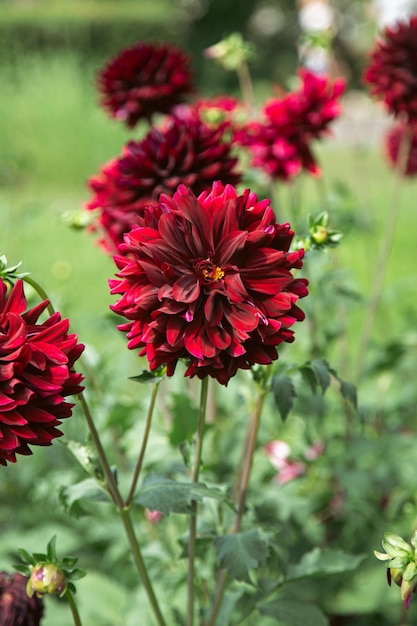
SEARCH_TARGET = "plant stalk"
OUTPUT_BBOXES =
[65,587,83,626]
[187,377,209,626]
[125,382,160,507]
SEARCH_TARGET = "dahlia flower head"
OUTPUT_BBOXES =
[0,279,84,466]
[97,41,194,127]
[0,571,44,626]
[364,15,417,122]
[384,122,417,175]
[235,68,345,180]
[110,181,308,385]
[86,109,241,253]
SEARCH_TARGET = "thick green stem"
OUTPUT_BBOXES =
[355,125,412,381]
[187,377,209,626]
[125,382,160,507]
[65,587,83,626]
[22,275,56,316]
[206,386,267,626]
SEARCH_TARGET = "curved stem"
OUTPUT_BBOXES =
[237,60,255,114]
[355,125,412,381]
[187,377,209,626]
[22,275,56,316]
[65,587,83,626]
[125,382,160,507]
[206,385,267,626]
[119,507,167,626]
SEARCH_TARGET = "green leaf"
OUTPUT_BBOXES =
[135,474,229,515]
[214,529,269,583]
[259,599,328,626]
[47,535,57,563]
[65,568,87,581]
[310,359,331,394]
[339,379,357,410]
[271,374,296,421]
[61,440,104,481]
[286,548,366,583]
[169,393,199,445]
[59,478,110,517]
[17,547,36,565]
[129,369,165,384]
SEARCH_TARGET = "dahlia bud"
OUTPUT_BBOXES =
[308,211,342,249]
[375,531,417,608]
[204,33,254,71]
[28,564,67,598]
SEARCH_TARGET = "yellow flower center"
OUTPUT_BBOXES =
[198,259,225,282]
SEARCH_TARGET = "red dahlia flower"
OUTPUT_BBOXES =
[97,42,194,127]
[236,69,345,180]
[0,279,84,466]
[110,182,307,385]
[384,122,417,175]
[86,112,241,253]
[363,15,417,122]
[0,572,44,626]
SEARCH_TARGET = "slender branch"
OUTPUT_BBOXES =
[187,377,209,626]
[206,385,267,626]
[118,507,167,626]
[65,588,83,626]
[125,382,160,507]
[355,125,412,381]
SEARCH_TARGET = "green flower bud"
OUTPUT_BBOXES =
[28,564,67,597]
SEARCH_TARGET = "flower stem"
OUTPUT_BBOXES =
[125,382,160,507]
[65,587,83,626]
[22,275,56,316]
[237,59,255,114]
[206,384,267,626]
[187,377,209,626]
[355,125,412,381]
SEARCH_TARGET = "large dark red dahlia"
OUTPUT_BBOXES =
[384,122,417,176]
[110,182,308,385]
[0,572,44,626]
[363,16,417,122]
[0,279,84,466]
[97,42,194,127]
[235,69,345,180]
[86,112,241,253]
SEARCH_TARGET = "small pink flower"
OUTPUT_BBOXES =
[145,508,164,524]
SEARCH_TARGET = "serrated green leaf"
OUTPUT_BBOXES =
[286,548,366,583]
[61,440,104,481]
[59,478,110,517]
[271,374,296,421]
[259,599,328,625]
[214,529,269,583]
[339,379,357,410]
[135,474,229,515]
[310,359,331,394]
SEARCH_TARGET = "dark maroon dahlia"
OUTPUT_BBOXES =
[0,279,84,466]
[363,15,417,121]
[86,112,241,253]
[0,571,44,626]
[384,122,417,175]
[97,42,194,127]
[235,69,345,181]
[110,182,308,385]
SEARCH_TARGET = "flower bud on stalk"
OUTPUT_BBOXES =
[375,531,417,608]
[27,563,67,598]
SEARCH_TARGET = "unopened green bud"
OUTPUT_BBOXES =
[204,33,254,71]
[311,225,328,245]
[28,563,67,597]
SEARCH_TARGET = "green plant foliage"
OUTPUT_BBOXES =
[213,529,270,583]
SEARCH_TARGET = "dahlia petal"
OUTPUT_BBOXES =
[172,275,201,303]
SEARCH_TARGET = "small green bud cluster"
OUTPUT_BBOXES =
[204,33,255,71]
[0,253,27,281]
[374,531,417,608]
[293,211,342,252]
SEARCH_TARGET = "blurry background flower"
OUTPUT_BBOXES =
[363,15,417,122]
[235,69,345,180]
[97,41,194,127]
[384,122,417,175]
[0,571,44,626]
[85,111,241,253]
[0,279,84,465]
[110,182,307,385]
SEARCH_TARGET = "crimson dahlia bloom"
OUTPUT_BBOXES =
[110,182,307,385]
[364,16,417,122]
[0,279,84,465]
[0,572,44,626]
[384,122,417,175]
[236,69,345,180]
[97,42,194,127]
[86,112,241,253]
